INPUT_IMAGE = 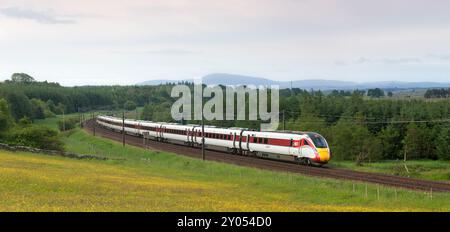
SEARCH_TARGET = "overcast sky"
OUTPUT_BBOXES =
[1,0,450,86]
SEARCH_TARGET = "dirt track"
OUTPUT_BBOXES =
[84,120,450,192]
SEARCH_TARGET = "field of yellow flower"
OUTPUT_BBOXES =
[1,127,449,211]
[0,148,448,211]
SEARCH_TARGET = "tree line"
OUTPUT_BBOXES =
[424,88,450,98]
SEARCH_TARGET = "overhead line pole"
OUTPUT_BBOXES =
[202,102,205,161]
[122,111,125,147]
[93,112,96,136]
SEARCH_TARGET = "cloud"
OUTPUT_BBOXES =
[0,7,76,24]
[381,57,422,64]
[427,54,450,60]
[334,60,348,66]
[112,49,200,55]
[355,57,421,64]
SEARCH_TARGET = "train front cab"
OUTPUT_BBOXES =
[307,132,331,164]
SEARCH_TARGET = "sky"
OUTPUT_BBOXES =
[0,0,450,86]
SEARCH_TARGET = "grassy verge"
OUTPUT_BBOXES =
[1,127,449,211]
[330,160,450,182]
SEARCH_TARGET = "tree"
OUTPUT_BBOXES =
[30,99,45,119]
[6,91,32,120]
[402,123,435,160]
[330,120,374,162]
[436,124,450,160]
[0,98,14,133]
[11,73,36,83]
[123,100,137,111]
[378,124,402,159]
[18,116,32,126]
[367,88,385,98]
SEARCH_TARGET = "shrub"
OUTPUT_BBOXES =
[7,125,64,151]
[123,100,137,111]
[58,116,79,131]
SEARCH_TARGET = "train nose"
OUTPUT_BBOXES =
[316,148,330,163]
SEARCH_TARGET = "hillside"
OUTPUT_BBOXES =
[138,73,450,90]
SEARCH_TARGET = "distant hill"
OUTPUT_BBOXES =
[137,73,450,90]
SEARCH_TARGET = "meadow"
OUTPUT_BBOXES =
[1,125,450,211]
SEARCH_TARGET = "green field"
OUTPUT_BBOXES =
[1,126,450,211]
[330,160,450,182]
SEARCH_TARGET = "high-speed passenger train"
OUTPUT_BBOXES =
[96,115,331,165]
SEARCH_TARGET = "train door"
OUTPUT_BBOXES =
[238,130,244,154]
[159,125,164,139]
[193,127,197,144]
[186,128,189,142]
[246,135,250,151]
[290,139,300,157]
[288,138,300,157]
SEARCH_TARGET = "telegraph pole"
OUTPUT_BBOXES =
[201,107,205,161]
[202,85,205,161]
[122,111,125,147]
[282,110,286,131]
[62,110,65,131]
[93,112,96,136]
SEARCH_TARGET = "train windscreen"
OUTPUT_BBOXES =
[307,133,328,148]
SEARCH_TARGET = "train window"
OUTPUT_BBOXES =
[290,139,293,147]
[303,140,311,146]
[264,138,268,144]
[307,133,328,148]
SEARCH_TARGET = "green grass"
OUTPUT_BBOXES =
[330,160,450,182]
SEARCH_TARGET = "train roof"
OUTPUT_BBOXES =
[97,115,322,137]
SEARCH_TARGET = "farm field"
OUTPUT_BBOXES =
[1,126,450,211]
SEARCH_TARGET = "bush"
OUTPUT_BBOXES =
[7,125,64,151]
[58,116,79,131]
[124,100,137,111]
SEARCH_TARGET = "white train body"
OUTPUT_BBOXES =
[96,115,331,164]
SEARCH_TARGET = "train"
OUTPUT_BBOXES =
[96,115,331,165]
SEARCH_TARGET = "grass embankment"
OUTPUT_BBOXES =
[1,127,450,211]
[330,160,450,182]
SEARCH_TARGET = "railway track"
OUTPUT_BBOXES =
[84,120,450,192]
